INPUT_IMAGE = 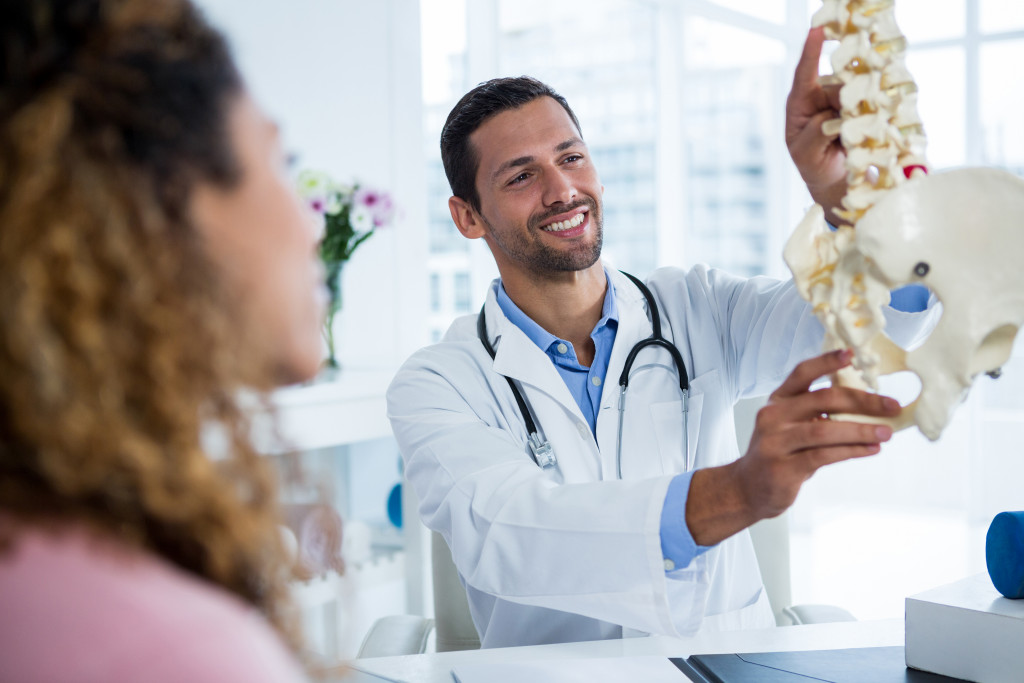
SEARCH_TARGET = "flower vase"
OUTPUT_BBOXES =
[323,259,344,375]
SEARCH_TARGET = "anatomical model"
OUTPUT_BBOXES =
[785,0,1024,441]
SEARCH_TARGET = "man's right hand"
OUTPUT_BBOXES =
[684,349,900,547]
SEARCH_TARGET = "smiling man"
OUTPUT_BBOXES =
[387,30,934,649]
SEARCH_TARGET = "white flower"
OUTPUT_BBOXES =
[296,169,332,200]
[350,205,374,231]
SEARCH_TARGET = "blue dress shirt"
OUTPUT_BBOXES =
[496,280,617,435]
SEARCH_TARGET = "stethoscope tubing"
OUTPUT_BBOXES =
[478,271,690,474]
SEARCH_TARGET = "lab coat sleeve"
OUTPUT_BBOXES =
[649,265,824,399]
[387,343,710,638]
[653,265,938,400]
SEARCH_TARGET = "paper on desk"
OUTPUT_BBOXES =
[451,656,684,683]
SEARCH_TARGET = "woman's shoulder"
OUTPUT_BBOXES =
[0,522,307,682]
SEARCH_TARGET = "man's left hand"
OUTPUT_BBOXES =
[786,27,848,224]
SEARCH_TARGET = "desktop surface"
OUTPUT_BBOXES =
[349,619,905,683]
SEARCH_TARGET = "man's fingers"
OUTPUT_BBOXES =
[802,443,882,471]
[771,349,852,398]
[792,27,826,91]
[778,385,901,422]
[781,419,893,453]
[823,82,842,112]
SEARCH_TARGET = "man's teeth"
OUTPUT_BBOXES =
[542,213,586,232]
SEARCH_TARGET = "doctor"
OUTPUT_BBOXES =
[388,29,930,648]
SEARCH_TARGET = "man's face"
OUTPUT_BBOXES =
[459,96,604,279]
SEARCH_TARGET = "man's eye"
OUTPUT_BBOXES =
[508,173,530,185]
[564,154,583,163]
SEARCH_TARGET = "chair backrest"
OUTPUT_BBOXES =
[431,531,481,652]
[748,512,793,626]
[734,395,793,626]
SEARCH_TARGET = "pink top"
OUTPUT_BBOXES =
[0,523,308,682]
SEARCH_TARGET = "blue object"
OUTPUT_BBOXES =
[888,284,931,313]
[387,483,403,529]
[986,511,1024,599]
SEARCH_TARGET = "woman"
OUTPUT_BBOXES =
[0,0,326,679]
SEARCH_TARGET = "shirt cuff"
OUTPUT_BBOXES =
[659,472,712,572]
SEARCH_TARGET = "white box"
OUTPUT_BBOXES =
[906,573,1024,683]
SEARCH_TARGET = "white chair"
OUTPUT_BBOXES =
[748,511,855,626]
[736,397,855,626]
[356,531,476,658]
[355,614,434,658]
[430,531,481,651]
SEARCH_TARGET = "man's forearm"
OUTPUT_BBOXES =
[683,463,759,548]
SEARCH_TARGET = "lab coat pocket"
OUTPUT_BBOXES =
[650,391,703,474]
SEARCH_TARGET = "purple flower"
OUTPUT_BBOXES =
[355,187,395,228]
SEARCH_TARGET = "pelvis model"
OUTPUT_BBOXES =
[786,0,1024,441]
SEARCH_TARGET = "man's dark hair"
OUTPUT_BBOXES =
[440,76,582,212]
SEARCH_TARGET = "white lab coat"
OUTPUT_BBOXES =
[387,266,932,648]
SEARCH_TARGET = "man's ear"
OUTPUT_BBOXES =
[448,196,487,239]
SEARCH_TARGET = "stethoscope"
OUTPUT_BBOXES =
[477,271,690,479]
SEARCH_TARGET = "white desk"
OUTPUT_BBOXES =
[346,618,904,683]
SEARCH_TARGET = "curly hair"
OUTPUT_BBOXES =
[0,0,298,649]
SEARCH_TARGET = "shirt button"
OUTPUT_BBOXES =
[591,376,602,386]
[556,343,568,354]
[664,559,676,572]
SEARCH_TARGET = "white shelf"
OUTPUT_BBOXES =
[254,367,397,454]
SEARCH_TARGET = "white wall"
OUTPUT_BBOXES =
[195,0,433,653]
[197,0,430,369]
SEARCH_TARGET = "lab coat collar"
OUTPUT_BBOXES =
[480,281,584,418]
[480,269,656,421]
[604,269,657,382]
[593,270,657,458]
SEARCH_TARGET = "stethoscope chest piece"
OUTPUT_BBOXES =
[529,433,557,469]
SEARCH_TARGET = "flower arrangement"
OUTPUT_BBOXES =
[296,169,395,369]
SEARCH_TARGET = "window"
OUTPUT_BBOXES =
[429,273,442,313]
[453,271,472,313]
[421,0,1024,620]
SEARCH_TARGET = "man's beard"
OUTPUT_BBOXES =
[481,197,603,274]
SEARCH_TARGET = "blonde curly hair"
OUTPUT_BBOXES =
[0,0,298,648]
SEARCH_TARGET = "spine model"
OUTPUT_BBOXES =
[813,0,928,224]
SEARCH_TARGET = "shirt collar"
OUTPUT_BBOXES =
[495,269,619,354]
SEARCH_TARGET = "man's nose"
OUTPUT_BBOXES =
[542,167,577,206]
